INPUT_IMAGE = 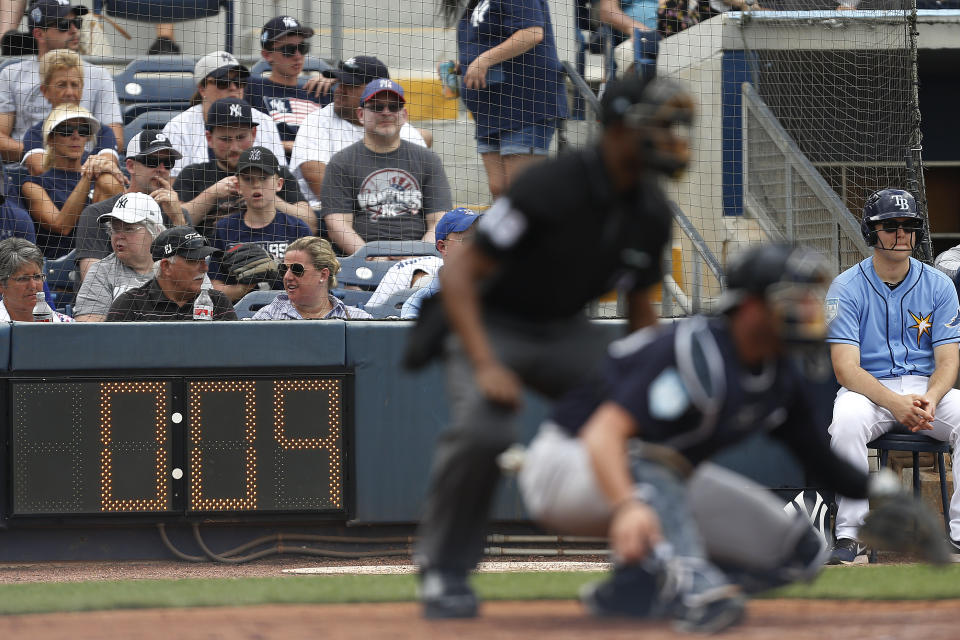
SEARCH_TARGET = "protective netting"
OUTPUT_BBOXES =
[0,0,925,320]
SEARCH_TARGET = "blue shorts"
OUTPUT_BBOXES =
[476,120,555,156]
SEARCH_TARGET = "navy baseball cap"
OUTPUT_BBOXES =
[236,146,280,176]
[435,208,479,242]
[28,0,88,28]
[261,15,313,46]
[205,98,254,130]
[152,226,218,260]
[360,78,405,105]
[323,56,390,86]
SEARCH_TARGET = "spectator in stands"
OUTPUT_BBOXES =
[0,0,26,39]
[0,0,123,161]
[245,16,329,157]
[208,146,310,302]
[441,0,566,198]
[163,51,286,178]
[593,0,660,75]
[0,165,39,243]
[290,55,429,209]
[74,192,164,321]
[826,189,960,563]
[174,98,313,236]
[73,130,188,282]
[252,236,371,320]
[148,23,179,55]
[320,80,452,255]
[22,48,118,176]
[21,104,123,259]
[0,236,73,321]
[107,226,237,321]
[400,207,479,319]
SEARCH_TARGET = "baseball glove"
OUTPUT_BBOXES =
[221,243,279,286]
[859,491,952,565]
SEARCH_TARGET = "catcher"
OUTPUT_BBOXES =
[518,244,951,634]
[208,146,311,302]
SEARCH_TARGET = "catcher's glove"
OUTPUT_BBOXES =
[221,243,279,285]
[858,469,952,565]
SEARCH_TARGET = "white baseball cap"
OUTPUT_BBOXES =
[42,103,100,141]
[98,192,163,227]
[194,50,250,86]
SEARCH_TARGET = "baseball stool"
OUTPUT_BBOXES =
[867,431,951,562]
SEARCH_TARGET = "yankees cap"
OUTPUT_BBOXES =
[322,56,390,86]
[28,0,88,28]
[205,98,255,130]
[235,146,280,176]
[261,15,314,46]
[360,78,405,105]
[152,226,218,261]
[126,130,181,162]
[98,192,163,227]
[194,50,250,85]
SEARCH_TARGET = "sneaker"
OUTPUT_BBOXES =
[147,37,180,55]
[827,538,864,565]
[579,564,662,618]
[659,557,746,634]
[419,570,478,619]
[950,537,960,554]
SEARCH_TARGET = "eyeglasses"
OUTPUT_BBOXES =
[45,17,82,31]
[278,263,307,278]
[8,273,46,284]
[878,219,922,233]
[138,155,176,169]
[52,122,92,137]
[363,102,403,113]
[269,42,310,57]
[210,77,245,90]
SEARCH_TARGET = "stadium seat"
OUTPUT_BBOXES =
[364,286,422,319]
[123,111,177,149]
[250,56,334,88]
[122,102,190,126]
[94,0,235,52]
[44,249,78,311]
[113,55,199,105]
[335,241,440,291]
[234,289,279,319]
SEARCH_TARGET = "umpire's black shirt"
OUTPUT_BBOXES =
[106,278,238,321]
[474,146,672,320]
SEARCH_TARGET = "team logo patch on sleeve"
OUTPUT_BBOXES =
[648,367,690,420]
[946,308,960,330]
[908,310,933,347]
[824,298,839,324]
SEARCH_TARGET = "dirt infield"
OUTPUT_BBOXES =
[0,599,958,639]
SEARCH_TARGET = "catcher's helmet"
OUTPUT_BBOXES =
[860,188,924,246]
[722,243,831,343]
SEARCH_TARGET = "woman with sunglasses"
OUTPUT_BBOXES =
[162,50,286,178]
[21,49,120,177]
[252,236,371,320]
[21,103,123,259]
[0,237,73,322]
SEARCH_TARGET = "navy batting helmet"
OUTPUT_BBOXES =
[860,189,924,246]
[722,243,831,343]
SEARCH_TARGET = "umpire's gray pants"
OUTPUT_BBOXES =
[414,314,611,573]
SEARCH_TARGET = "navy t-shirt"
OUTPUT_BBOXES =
[23,167,90,259]
[208,210,311,282]
[22,122,118,164]
[245,77,330,143]
[457,0,567,139]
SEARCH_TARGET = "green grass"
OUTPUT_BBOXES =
[1,565,959,616]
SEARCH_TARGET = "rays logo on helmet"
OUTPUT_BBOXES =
[892,195,911,210]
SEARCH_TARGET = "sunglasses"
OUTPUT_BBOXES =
[278,262,307,278]
[45,17,82,31]
[210,77,245,90]
[52,123,92,137]
[138,155,176,169]
[878,219,922,233]
[8,273,46,284]
[269,42,310,57]
[363,102,403,113]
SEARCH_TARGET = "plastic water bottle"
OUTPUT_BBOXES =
[192,286,214,321]
[437,60,460,98]
[32,291,54,322]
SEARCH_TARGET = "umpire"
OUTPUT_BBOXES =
[413,75,696,619]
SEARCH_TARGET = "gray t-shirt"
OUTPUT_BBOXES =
[74,193,122,260]
[0,59,122,142]
[74,253,154,318]
[320,140,452,244]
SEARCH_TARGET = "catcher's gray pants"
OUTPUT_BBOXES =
[520,423,826,585]
[414,314,610,574]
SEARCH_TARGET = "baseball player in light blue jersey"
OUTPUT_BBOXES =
[826,188,960,563]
